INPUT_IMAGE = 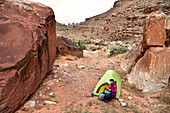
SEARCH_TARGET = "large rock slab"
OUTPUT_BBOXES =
[128,47,170,93]
[142,11,167,49]
[56,35,83,58]
[0,0,56,112]
[120,43,143,72]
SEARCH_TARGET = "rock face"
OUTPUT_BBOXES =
[0,0,56,112]
[120,44,143,72]
[142,11,167,49]
[122,11,170,93]
[128,47,170,93]
[56,35,83,58]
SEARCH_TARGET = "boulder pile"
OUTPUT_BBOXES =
[121,11,170,93]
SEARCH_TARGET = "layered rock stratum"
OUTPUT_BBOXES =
[56,0,170,41]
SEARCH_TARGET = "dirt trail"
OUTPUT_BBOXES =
[16,51,161,113]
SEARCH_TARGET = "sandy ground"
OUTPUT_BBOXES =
[15,51,161,113]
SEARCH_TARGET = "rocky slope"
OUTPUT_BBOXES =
[0,0,56,112]
[56,0,170,41]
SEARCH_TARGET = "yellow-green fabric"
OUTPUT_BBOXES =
[93,70,122,99]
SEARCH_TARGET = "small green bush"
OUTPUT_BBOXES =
[109,45,128,56]
[49,95,56,98]
[84,39,92,44]
[73,40,86,50]
[130,83,136,89]
[88,101,92,106]
[72,41,78,45]
[54,100,59,103]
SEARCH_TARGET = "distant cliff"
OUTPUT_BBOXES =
[56,0,169,41]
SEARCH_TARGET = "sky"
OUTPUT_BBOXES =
[30,0,116,24]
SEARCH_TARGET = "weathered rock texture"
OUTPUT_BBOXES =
[121,11,167,72]
[120,43,143,73]
[122,11,170,93]
[0,0,56,112]
[56,35,83,58]
[128,47,170,93]
[142,11,167,49]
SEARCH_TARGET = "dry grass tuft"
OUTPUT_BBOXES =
[154,105,170,113]
[154,82,170,113]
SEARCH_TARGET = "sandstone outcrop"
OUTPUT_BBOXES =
[56,35,83,58]
[120,44,143,72]
[121,11,170,93]
[121,11,167,72]
[0,0,56,112]
[128,47,170,93]
[142,11,167,49]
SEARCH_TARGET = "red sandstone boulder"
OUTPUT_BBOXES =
[142,11,167,49]
[120,43,143,72]
[0,0,56,112]
[128,47,170,93]
[56,35,83,58]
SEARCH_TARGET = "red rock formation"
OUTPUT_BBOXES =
[120,43,143,72]
[142,11,167,49]
[121,11,169,93]
[128,47,170,93]
[56,35,83,58]
[0,0,56,112]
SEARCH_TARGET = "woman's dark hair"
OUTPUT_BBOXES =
[109,79,114,82]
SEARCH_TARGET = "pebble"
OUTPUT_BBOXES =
[53,70,58,73]
[59,78,62,81]
[53,79,59,82]
[122,79,125,83]
[68,74,72,77]
[77,65,85,69]
[27,101,36,107]
[119,98,124,102]
[108,65,113,69]
[120,102,127,107]
[43,101,56,105]
[39,93,43,97]
[36,101,39,104]
[53,74,59,78]
[49,92,54,96]
[64,63,68,67]
[119,98,127,107]
[127,96,132,100]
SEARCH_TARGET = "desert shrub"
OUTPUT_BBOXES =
[160,82,170,104]
[154,105,170,113]
[109,45,128,56]
[130,83,136,89]
[72,41,78,45]
[73,40,86,50]
[84,39,92,44]
[88,101,92,106]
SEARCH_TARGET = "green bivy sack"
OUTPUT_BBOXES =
[93,70,122,99]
